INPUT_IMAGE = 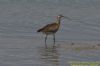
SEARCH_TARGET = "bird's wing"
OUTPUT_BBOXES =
[41,23,59,32]
[37,23,59,32]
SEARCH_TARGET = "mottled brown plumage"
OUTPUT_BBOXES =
[37,23,59,34]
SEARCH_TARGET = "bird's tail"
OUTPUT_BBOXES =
[37,28,42,32]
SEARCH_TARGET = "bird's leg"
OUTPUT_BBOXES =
[53,34,55,46]
[45,34,47,48]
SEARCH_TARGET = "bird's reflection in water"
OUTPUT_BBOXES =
[38,46,60,66]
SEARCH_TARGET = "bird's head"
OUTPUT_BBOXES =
[57,15,64,18]
[57,14,71,20]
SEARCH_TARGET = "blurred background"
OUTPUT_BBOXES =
[0,0,100,66]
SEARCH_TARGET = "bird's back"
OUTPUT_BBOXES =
[37,23,59,34]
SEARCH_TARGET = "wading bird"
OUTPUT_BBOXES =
[37,15,70,46]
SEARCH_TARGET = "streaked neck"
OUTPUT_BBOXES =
[57,17,61,25]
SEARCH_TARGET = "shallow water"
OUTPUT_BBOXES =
[0,0,100,66]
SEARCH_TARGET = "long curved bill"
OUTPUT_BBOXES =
[63,16,72,20]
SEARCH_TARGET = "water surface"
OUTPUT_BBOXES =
[0,0,100,66]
